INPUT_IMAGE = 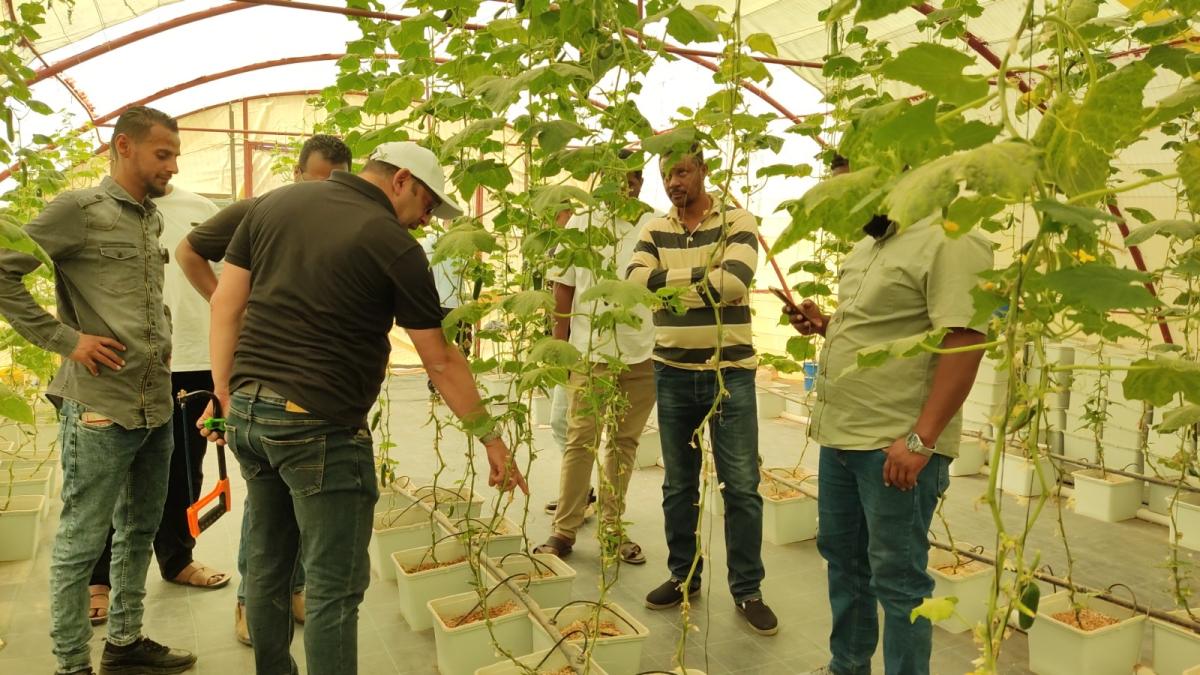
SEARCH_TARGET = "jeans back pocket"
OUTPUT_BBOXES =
[263,435,327,497]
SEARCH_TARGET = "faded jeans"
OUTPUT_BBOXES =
[50,399,172,673]
[816,446,951,675]
[226,385,378,675]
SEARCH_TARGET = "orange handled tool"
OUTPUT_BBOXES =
[177,390,232,538]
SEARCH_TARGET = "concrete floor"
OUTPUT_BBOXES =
[0,373,1192,674]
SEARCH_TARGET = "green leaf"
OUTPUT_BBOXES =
[0,217,52,269]
[1032,200,1117,233]
[879,44,989,106]
[500,290,554,316]
[1144,82,1200,129]
[785,335,816,361]
[527,337,582,367]
[431,223,498,264]
[942,119,1002,151]
[1123,358,1200,406]
[531,120,589,153]
[756,163,813,179]
[910,597,958,624]
[578,279,659,311]
[855,0,918,22]
[883,143,1040,227]
[946,196,1005,231]
[1039,264,1161,312]
[872,99,945,167]
[1124,220,1200,247]
[843,328,949,376]
[442,118,507,157]
[1157,405,1200,433]
[1179,141,1200,213]
[746,33,778,56]
[530,184,594,215]
[774,167,882,252]
[642,126,699,157]
[663,5,721,44]
[26,100,52,115]
[463,159,513,192]
[0,380,33,425]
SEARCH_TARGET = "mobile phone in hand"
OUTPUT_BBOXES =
[769,286,800,313]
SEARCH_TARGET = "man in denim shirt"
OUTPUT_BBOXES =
[0,107,196,675]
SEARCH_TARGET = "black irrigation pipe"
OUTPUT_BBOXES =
[928,540,1200,634]
[1045,452,1200,493]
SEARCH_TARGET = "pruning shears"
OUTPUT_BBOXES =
[176,390,232,538]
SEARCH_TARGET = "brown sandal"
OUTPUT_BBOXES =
[170,561,231,589]
[89,584,109,625]
[532,535,573,558]
[618,541,646,565]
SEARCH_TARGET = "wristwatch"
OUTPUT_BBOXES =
[906,431,935,457]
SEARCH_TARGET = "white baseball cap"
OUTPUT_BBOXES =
[368,141,464,220]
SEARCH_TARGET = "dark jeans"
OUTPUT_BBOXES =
[816,446,951,675]
[655,363,764,602]
[90,371,214,586]
[227,385,378,675]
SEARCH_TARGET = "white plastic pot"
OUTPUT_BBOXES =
[370,505,443,582]
[996,452,1055,498]
[927,549,993,634]
[533,602,650,675]
[1148,476,1200,516]
[635,427,660,469]
[756,387,786,420]
[1172,494,1200,552]
[759,478,816,545]
[1071,469,1142,523]
[1153,610,1200,675]
[393,540,477,630]
[411,485,485,520]
[474,646,608,675]
[1027,591,1146,675]
[0,494,45,561]
[454,516,523,558]
[1061,433,1101,465]
[487,553,576,610]
[783,394,810,421]
[429,586,532,675]
[949,438,987,477]
[0,464,52,517]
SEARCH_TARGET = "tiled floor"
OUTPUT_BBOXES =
[0,374,1188,674]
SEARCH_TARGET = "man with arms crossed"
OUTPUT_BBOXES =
[0,106,196,675]
[790,170,993,674]
[199,141,526,675]
[626,147,778,636]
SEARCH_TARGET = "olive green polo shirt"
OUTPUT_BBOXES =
[808,219,994,457]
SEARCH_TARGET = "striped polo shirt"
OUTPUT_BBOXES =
[626,193,759,371]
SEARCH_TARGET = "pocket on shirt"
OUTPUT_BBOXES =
[98,245,142,294]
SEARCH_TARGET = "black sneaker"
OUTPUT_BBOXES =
[737,598,779,636]
[645,578,701,610]
[100,637,196,674]
[544,488,597,516]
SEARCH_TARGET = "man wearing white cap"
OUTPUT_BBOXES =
[199,141,527,675]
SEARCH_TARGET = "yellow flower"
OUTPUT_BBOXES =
[1075,249,1096,263]
[942,220,960,233]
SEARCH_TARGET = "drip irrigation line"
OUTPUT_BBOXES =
[758,466,818,500]
[1046,452,1200,493]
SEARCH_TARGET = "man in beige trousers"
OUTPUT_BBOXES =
[535,158,657,563]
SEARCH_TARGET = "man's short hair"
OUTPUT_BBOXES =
[661,143,705,170]
[299,134,352,171]
[362,159,400,179]
[111,106,177,144]
[618,147,644,174]
[830,153,850,171]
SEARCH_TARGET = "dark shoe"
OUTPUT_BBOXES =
[544,488,596,516]
[58,669,94,675]
[737,598,779,636]
[645,578,701,610]
[100,637,197,674]
[532,534,574,557]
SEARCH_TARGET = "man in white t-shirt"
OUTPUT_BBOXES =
[534,158,657,564]
[88,185,227,625]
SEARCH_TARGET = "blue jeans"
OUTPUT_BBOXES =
[655,364,764,602]
[816,446,951,675]
[236,504,306,602]
[50,400,172,673]
[226,386,379,675]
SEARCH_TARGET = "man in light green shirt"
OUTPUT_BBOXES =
[789,157,993,675]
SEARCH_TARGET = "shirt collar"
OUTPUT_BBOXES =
[101,176,156,215]
[329,170,396,216]
[863,214,897,240]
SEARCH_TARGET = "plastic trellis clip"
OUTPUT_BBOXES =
[176,389,232,539]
